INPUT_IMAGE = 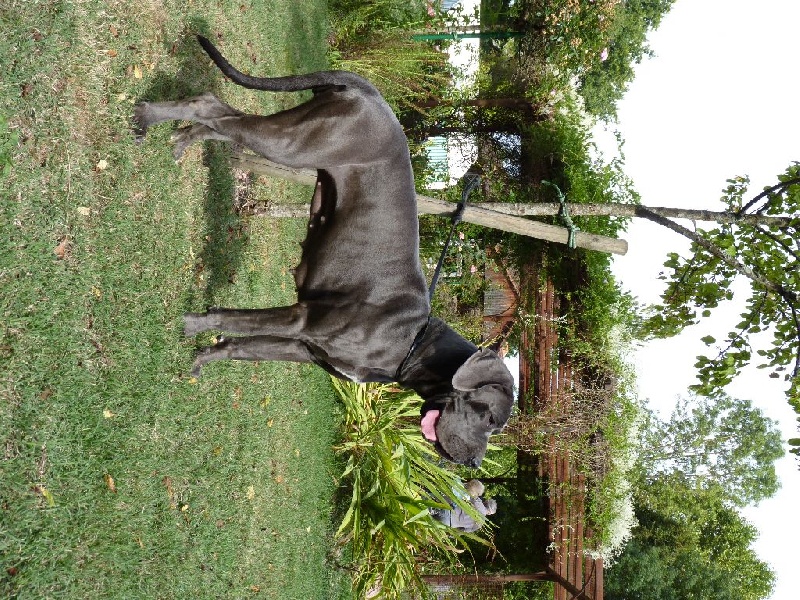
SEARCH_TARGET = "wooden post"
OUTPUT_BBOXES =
[229,151,629,255]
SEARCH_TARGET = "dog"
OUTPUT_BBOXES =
[133,36,514,467]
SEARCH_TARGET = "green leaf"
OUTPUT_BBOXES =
[404,508,432,526]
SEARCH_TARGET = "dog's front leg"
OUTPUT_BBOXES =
[184,305,308,338]
[191,335,313,377]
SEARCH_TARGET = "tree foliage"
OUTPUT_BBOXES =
[606,480,775,600]
[636,394,783,507]
[641,164,800,423]
[608,390,782,599]
[516,0,675,119]
[579,0,676,119]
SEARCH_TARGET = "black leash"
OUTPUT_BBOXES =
[396,174,481,381]
[428,173,481,302]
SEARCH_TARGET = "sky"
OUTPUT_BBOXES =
[594,1,800,598]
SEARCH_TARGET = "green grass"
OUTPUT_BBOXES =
[1,1,351,598]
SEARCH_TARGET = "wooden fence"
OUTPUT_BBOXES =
[518,261,604,600]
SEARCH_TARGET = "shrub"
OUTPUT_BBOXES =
[329,33,451,113]
[328,0,452,113]
[331,379,492,599]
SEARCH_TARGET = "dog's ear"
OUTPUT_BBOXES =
[452,348,514,391]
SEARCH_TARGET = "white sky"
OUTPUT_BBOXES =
[595,1,800,598]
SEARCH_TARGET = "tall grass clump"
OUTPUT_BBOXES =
[328,0,452,112]
[330,34,451,113]
[331,379,491,599]
[329,0,429,40]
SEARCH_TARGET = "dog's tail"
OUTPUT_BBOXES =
[197,35,363,93]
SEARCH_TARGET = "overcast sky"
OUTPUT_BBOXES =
[597,1,800,598]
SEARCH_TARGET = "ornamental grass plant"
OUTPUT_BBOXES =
[331,379,492,599]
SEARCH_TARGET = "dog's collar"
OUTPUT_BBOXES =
[395,317,431,381]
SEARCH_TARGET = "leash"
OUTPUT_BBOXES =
[396,175,481,381]
[428,173,481,302]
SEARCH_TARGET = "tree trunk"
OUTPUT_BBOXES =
[228,152,629,255]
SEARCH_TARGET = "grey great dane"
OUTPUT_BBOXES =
[133,36,514,467]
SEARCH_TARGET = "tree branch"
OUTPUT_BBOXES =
[634,207,798,304]
[477,202,798,226]
[738,176,800,215]
[753,224,800,262]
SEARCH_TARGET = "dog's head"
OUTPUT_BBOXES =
[420,348,514,467]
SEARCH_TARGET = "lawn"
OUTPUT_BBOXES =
[1,1,352,598]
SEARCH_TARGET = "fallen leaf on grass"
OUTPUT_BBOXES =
[133,65,142,79]
[53,237,70,260]
[76,206,91,217]
[104,473,117,493]
[246,485,255,500]
[103,408,115,419]
[33,485,56,507]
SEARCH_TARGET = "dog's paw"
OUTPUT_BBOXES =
[170,127,193,161]
[132,104,153,143]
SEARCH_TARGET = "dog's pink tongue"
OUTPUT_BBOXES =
[421,410,440,442]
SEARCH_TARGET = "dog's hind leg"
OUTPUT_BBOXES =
[133,93,242,139]
[170,124,233,161]
[191,335,313,377]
